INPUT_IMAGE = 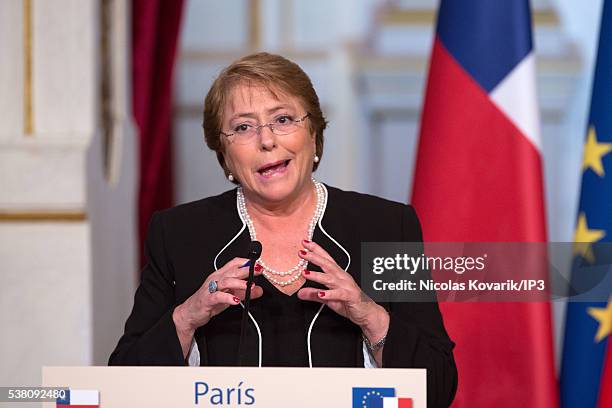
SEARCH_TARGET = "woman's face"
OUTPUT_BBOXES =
[221,83,316,205]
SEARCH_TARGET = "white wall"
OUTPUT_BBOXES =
[0,0,137,393]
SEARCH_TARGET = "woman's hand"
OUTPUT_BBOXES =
[173,257,264,357]
[297,240,389,362]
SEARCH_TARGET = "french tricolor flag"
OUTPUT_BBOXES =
[382,396,413,408]
[412,0,558,407]
[56,389,99,407]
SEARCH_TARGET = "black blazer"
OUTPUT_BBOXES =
[109,185,457,408]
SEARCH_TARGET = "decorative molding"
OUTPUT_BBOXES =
[380,9,560,26]
[379,9,436,26]
[0,210,87,222]
[249,0,261,50]
[179,49,329,62]
[23,0,34,135]
[354,55,427,71]
[100,0,115,183]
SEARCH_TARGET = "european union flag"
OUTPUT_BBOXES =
[560,1,612,407]
[352,387,395,408]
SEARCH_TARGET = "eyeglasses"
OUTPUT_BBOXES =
[220,113,310,145]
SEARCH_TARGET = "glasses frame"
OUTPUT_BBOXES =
[220,113,310,143]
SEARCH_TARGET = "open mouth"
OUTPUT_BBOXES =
[257,159,291,177]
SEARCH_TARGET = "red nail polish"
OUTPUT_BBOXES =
[303,239,311,244]
[233,296,240,303]
[319,291,325,297]
[304,270,310,275]
[299,250,308,256]
[254,264,262,272]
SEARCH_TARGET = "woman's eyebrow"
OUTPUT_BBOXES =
[229,105,294,120]
[229,112,258,121]
[266,105,293,114]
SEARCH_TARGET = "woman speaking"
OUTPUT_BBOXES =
[109,52,457,407]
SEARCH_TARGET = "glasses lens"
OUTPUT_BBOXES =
[227,128,257,145]
[272,122,297,135]
[233,131,256,144]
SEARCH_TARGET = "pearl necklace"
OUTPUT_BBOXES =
[236,179,326,287]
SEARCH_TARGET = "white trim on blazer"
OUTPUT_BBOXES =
[189,184,369,368]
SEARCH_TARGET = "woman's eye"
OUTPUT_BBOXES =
[234,124,251,133]
[276,115,293,124]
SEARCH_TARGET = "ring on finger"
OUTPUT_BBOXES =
[208,280,218,294]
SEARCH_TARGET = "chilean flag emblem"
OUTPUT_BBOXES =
[56,389,99,407]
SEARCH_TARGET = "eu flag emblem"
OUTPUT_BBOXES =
[352,387,396,408]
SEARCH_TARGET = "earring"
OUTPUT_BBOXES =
[314,155,320,163]
[228,173,234,182]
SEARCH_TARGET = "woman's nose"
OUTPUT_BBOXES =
[258,125,277,150]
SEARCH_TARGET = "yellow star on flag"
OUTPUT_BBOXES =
[587,296,612,342]
[582,126,612,177]
[573,213,605,263]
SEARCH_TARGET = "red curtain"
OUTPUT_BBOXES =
[132,0,185,267]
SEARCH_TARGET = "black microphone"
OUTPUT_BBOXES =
[247,241,263,263]
[238,241,262,365]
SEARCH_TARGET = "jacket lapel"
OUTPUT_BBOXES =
[212,185,360,366]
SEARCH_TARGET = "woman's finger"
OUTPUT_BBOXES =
[297,287,327,303]
[216,277,255,292]
[224,261,263,279]
[316,288,351,302]
[208,291,241,306]
[302,270,335,288]
[215,257,250,276]
[302,240,335,263]
[231,285,264,301]
[250,285,264,299]
[298,249,342,276]
[208,257,250,281]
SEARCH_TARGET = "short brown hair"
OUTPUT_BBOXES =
[202,52,327,179]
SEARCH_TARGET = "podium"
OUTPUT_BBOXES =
[42,366,426,407]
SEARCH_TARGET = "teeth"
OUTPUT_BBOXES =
[262,165,281,176]
[259,161,287,176]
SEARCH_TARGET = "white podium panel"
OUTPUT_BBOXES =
[42,366,425,407]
